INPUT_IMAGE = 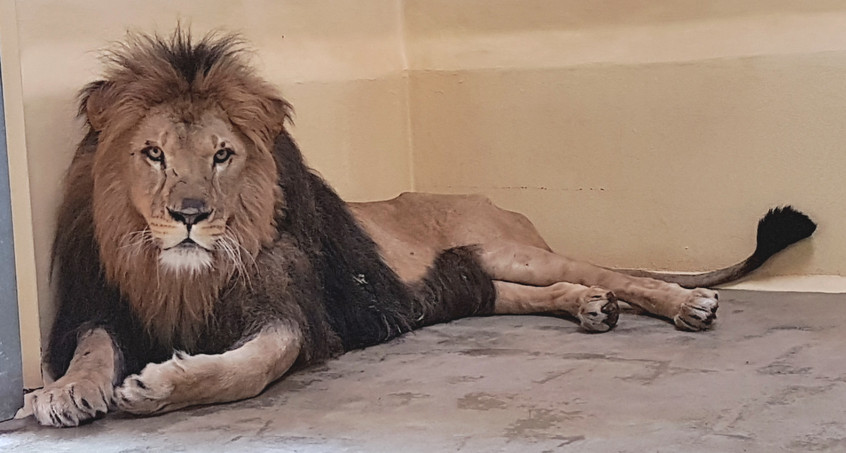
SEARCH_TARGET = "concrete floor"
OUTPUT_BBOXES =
[1,289,845,452]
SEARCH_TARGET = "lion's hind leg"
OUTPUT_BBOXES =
[479,241,718,331]
[115,322,301,415]
[494,281,619,332]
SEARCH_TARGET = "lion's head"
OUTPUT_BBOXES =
[73,30,291,345]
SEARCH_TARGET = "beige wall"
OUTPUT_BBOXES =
[3,1,846,387]
[405,0,846,278]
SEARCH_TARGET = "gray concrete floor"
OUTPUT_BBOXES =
[2,289,845,452]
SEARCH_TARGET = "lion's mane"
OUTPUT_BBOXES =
[47,29,496,381]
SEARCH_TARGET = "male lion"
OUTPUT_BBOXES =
[21,30,815,427]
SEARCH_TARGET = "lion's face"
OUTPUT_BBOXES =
[128,106,250,272]
[73,30,291,344]
[95,102,280,277]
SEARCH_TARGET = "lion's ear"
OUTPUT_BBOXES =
[269,97,293,135]
[79,80,116,131]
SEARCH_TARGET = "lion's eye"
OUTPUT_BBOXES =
[214,148,234,165]
[142,146,164,163]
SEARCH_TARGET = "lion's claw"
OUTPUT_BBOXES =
[674,289,719,331]
[578,288,620,332]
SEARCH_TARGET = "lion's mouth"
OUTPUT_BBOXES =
[165,237,211,251]
[176,238,199,248]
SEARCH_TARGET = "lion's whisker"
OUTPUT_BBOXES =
[216,230,253,290]
[120,229,154,257]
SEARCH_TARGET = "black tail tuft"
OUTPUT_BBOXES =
[754,206,817,261]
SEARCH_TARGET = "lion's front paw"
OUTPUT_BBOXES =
[577,287,619,332]
[115,356,183,415]
[24,377,112,427]
[674,289,719,331]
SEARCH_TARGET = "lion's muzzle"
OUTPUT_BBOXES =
[168,198,212,228]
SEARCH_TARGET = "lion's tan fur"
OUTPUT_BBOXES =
[80,32,290,347]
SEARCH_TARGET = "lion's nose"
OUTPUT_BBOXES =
[168,199,211,226]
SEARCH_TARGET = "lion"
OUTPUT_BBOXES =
[18,30,816,427]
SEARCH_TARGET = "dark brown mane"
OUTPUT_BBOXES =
[49,28,495,384]
[65,29,290,348]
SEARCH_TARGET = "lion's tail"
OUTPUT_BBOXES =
[612,206,817,288]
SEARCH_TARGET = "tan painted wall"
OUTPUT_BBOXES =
[405,0,846,278]
[4,1,846,387]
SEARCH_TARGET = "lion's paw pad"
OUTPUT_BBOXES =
[674,289,719,331]
[578,288,619,332]
[115,367,176,415]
